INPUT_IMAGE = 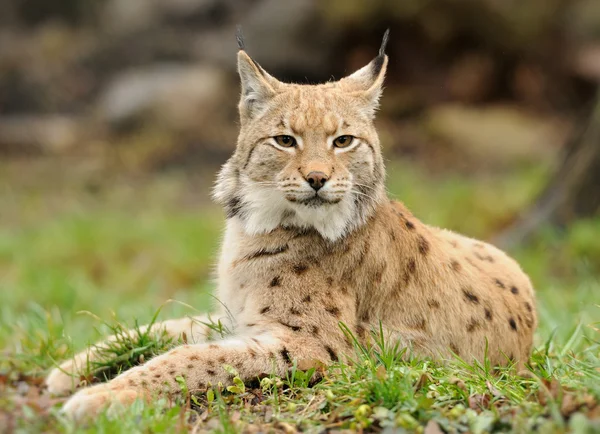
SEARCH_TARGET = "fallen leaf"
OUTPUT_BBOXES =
[424,420,444,434]
[415,373,431,390]
[468,393,491,410]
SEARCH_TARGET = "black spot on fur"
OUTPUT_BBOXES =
[246,323,256,327]
[279,321,301,332]
[466,318,480,332]
[450,343,460,355]
[280,347,293,365]
[509,318,518,331]
[225,197,243,219]
[511,286,519,295]
[325,346,339,361]
[206,369,216,376]
[312,325,319,335]
[293,263,309,275]
[246,245,289,260]
[407,258,416,274]
[462,288,479,304]
[414,317,426,330]
[405,221,416,230]
[485,308,493,321]
[494,279,505,289]
[290,307,301,315]
[326,277,334,286]
[474,251,495,262]
[417,235,430,255]
[525,302,532,312]
[260,306,270,314]
[450,260,462,272]
[427,299,440,308]
[356,324,367,339]
[270,276,282,287]
[325,306,341,318]
[302,294,311,303]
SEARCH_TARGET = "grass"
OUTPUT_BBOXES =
[0,158,599,433]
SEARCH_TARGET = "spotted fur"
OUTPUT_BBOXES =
[47,39,537,420]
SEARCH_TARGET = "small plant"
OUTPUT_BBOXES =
[82,309,176,382]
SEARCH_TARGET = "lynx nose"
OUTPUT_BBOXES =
[306,171,329,191]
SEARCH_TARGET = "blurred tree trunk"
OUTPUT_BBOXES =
[497,91,600,247]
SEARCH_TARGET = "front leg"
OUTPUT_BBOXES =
[61,326,346,420]
[46,313,224,396]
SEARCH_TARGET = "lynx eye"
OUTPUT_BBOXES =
[333,135,354,148]
[274,135,297,148]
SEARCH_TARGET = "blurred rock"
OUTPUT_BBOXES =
[0,115,82,154]
[101,0,226,34]
[426,105,568,166]
[101,0,160,34]
[573,45,600,83]
[97,64,230,129]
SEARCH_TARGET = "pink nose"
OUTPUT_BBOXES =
[306,171,329,191]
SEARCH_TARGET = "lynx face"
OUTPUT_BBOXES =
[214,49,389,241]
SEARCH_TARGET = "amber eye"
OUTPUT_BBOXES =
[333,135,354,148]
[274,135,297,148]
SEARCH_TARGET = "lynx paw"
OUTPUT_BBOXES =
[45,360,85,396]
[61,384,142,420]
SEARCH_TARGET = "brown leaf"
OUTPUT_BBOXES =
[376,365,387,380]
[415,373,431,390]
[275,422,298,433]
[449,377,467,392]
[424,420,444,434]
[486,380,503,398]
[560,393,578,417]
[468,393,491,410]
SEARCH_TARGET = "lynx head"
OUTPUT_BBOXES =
[214,31,390,242]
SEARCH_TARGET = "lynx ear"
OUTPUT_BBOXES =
[340,29,390,118]
[237,50,281,120]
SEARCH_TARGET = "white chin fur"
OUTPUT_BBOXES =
[239,182,358,242]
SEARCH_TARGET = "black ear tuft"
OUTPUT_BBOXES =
[372,55,385,77]
[236,25,245,51]
[378,28,390,57]
[371,29,390,77]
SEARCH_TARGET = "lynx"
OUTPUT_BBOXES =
[46,31,537,420]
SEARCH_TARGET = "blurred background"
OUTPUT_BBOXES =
[1,0,599,352]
